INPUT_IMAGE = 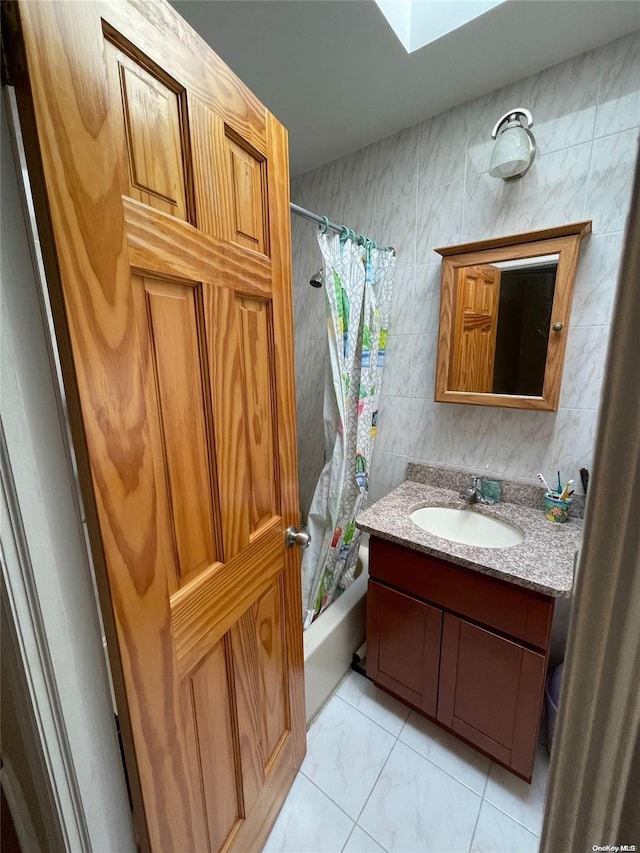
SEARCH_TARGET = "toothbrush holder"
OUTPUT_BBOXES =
[543,492,572,523]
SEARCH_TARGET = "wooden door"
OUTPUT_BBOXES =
[451,264,501,392]
[438,614,545,781]
[6,1,305,849]
[367,581,442,716]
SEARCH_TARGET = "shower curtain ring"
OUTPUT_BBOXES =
[320,216,330,234]
[339,226,349,242]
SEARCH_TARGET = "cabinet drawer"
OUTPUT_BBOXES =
[370,537,553,650]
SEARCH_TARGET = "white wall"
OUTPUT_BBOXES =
[1,94,135,852]
[291,31,640,515]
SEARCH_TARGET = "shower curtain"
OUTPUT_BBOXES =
[301,231,396,628]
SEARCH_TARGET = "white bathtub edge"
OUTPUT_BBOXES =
[303,544,369,724]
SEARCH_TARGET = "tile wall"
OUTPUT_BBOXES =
[291,32,640,517]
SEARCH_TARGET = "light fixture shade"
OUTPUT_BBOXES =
[489,108,535,180]
[489,125,532,179]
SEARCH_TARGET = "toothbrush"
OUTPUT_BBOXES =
[538,473,553,493]
[559,479,574,500]
[557,470,562,494]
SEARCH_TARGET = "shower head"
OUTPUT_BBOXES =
[309,269,323,288]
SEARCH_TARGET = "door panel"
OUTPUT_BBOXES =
[232,577,289,815]
[438,614,545,778]
[236,296,278,533]
[367,581,442,716]
[8,1,305,849]
[135,275,220,587]
[104,38,193,221]
[451,264,501,392]
[183,638,241,851]
[207,284,253,557]
[256,583,288,761]
[226,133,268,254]
[448,618,521,748]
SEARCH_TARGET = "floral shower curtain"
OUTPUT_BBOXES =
[301,230,396,628]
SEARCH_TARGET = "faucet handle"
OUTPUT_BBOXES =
[460,476,479,501]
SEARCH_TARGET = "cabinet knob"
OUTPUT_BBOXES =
[552,322,563,332]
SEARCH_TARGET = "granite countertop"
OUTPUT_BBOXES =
[356,480,582,598]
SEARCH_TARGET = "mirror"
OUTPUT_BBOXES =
[452,254,559,397]
[434,222,591,412]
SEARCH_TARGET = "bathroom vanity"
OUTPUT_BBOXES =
[356,468,581,783]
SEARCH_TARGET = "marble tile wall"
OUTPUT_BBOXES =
[291,32,640,516]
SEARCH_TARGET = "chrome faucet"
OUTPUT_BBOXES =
[460,476,496,505]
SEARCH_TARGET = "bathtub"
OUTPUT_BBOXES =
[303,543,369,724]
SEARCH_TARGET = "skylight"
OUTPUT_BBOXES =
[375,0,506,53]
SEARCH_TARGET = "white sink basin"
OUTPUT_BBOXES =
[410,506,524,549]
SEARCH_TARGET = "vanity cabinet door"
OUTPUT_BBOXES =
[367,581,442,716]
[438,613,546,781]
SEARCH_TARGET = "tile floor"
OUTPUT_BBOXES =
[264,671,549,853]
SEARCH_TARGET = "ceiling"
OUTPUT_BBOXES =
[174,1,640,175]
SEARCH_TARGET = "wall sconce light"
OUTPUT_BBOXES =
[489,108,536,180]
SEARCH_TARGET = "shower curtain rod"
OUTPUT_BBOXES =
[290,202,393,252]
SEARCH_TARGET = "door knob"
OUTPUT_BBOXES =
[285,526,311,549]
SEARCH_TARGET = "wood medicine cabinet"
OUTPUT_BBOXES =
[434,222,591,411]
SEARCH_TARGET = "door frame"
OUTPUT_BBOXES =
[1,84,135,852]
[540,146,640,849]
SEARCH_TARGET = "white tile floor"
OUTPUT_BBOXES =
[264,671,548,853]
